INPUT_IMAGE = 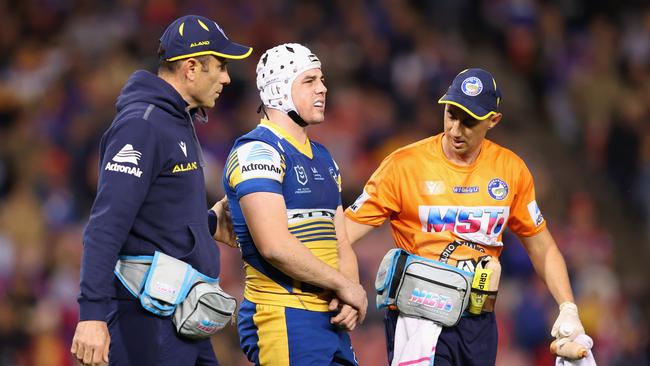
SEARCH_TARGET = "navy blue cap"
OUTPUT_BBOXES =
[159,15,252,62]
[438,68,502,120]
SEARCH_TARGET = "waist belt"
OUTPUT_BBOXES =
[114,251,236,339]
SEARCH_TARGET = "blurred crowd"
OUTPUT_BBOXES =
[0,0,648,365]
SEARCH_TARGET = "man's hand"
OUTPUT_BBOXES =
[334,281,367,324]
[551,302,585,340]
[70,320,110,366]
[329,297,359,331]
[212,196,237,247]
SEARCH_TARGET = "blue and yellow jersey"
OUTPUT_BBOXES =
[223,119,342,312]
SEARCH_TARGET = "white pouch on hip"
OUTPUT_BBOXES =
[115,251,236,339]
[172,279,236,339]
[140,251,196,316]
[375,248,472,327]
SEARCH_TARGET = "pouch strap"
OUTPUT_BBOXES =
[387,250,409,299]
[114,254,219,299]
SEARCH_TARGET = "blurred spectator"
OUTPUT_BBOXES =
[0,1,648,365]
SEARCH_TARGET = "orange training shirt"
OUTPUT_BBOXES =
[345,133,546,272]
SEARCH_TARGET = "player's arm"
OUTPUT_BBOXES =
[240,192,367,321]
[520,228,584,339]
[329,206,367,330]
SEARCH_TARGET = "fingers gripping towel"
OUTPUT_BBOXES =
[555,334,597,366]
[392,314,442,366]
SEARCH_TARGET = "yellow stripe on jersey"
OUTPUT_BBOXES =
[226,150,241,188]
[253,303,290,366]
[244,263,332,311]
[260,119,313,159]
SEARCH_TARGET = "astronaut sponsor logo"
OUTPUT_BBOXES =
[294,165,308,185]
[487,178,508,200]
[408,288,453,312]
[236,141,283,182]
[172,161,198,173]
[349,190,371,212]
[418,205,510,243]
[105,144,143,177]
[453,186,479,194]
[527,200,544,227]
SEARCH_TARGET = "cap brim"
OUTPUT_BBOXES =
[216,41,253,59]
[438,93,495,120]
[165,41,253,62]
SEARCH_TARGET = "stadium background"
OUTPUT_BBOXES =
[0,0,648,365]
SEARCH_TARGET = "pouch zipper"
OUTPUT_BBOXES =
[404,271,467,292]
[198,299,234,316]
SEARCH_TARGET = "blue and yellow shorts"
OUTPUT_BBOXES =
[238,299,358,366]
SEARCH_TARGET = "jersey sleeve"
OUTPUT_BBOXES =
[345,153,401,226]
[507,162,547,237]
[80,118,162,320]
[225,140,285,198]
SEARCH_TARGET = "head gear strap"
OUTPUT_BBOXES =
[256,43,321,126]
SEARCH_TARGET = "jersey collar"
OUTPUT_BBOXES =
[259,119,313,159]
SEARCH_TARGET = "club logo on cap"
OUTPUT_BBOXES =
[461,77,483,97]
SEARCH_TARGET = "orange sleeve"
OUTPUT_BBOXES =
[508,161,546,237]
[345,153,401,226]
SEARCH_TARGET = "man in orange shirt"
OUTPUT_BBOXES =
[345,68,587,366]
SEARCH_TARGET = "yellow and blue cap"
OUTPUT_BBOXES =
[159,15,252,62]
[438,68,502,120]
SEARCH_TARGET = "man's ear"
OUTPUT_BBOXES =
[183,58,199,82]
[487,113,502,129]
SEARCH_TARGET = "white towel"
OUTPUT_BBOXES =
[555,334,597,366]
[392,314,442,366]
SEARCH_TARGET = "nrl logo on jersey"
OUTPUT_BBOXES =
[294,165,308,185]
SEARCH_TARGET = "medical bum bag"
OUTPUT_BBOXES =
[375,248,472,327]
[114,251,236,339]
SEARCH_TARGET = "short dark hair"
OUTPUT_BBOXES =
[157,43,212,74]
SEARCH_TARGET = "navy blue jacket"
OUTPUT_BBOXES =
[79,70,220,321]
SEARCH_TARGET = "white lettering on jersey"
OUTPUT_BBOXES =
[527,200,544,227]
[349,190,371,213]
[418,205,510,246]
[112,144,142,165]
[236,141,283,182]
[105,161,143,178]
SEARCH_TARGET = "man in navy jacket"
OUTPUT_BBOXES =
[70,15,251,366]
